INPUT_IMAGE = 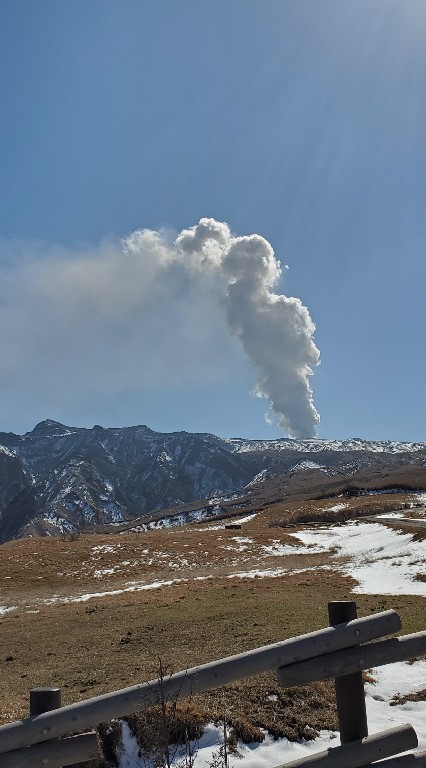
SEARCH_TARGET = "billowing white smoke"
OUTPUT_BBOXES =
[174,219,320,438]
[0,218,320,437]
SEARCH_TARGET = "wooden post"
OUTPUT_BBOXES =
[29,688,63,768]
[328,601,368,744]
[30,687,62,717]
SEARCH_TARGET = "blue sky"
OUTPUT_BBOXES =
[1,0,425,441]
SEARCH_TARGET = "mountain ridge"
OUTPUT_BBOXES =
[0,419,424,542]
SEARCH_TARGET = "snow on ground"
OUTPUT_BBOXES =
[262,540,323,557]
[292,522,426,596]
[0,445,16,457]
[92,544,121,554]
[222,536,255,552]
[246,469,269,487]
[41,578,189,605]
[45,560,329,602]
[41,512,76,533]
[196,513,258,531]
[0,606,16,615]
[227,565,330,581]
[376,512,405,519]
[123,503,232,533]
[10,516,423,610]
[227,567,289,580]
[291,460,328,472]
[324,503,348,513]
[119,721,338,768]
[118,660,426,768]
[93,568,118,578]
[365,661,426,751]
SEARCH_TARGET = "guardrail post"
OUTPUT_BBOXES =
[328,601,368,744]
[30,686,62,716]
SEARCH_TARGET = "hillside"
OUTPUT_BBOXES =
[0,420,425,542]
[0,489,425,761]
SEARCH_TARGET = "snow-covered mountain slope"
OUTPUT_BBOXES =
[0,419,424,542]
[223,436,426,454]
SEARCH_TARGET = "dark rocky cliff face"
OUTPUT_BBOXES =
[0,420,424,542]
[0,448,29,512]
[0,421,261,541]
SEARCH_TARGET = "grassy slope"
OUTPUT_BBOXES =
[0,492,424,745]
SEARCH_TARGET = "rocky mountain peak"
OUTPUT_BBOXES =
[30,419,72,435]
[0,421,424,543]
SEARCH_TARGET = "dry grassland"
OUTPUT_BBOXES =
[0,494,425,745]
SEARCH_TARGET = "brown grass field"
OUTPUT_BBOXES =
[0,492,425,755]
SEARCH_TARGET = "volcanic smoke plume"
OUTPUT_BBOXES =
[0,218,320,437]
[174,219,320,438]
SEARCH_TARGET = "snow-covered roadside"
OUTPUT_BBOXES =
[118,660,426,768]
[292,521,426,596]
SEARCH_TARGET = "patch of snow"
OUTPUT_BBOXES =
[227,567,289,579]
[0,444,16,458]
[262,543,305,556]
[194,512,258,531]
[376,512,405,519]
[117,659,426,767]
[232,513,258,525]
[127,506,222,532]
[93,568,117,578]
[246,469,268,487]
[291,460,328,472]
[56,482,74,500]
[223,544,250,553]
[120,720,143,768]
[189,508,211,523]
[42,578,189,605]
[41,512,76,533]
[158,451,172,464]
[92,544,120,554]
[191,725,339,768]
[365,660,426,751]
[293,522,426,596]
[102,502,127,523]
[0,606,16,616]
[231,536,254,544]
